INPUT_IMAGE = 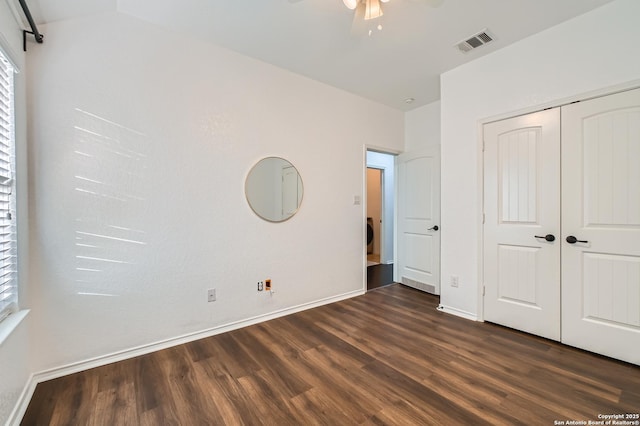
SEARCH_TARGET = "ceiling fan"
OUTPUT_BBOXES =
[290,0,444,36]
[345,0,443,35]
[343,0,387,21]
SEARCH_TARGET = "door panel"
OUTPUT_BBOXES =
[561,88,640,365]
[497,244,539,306]
[396,148,440,294]
[583,253,640,327]
[483,108,561,341]
[405,233,432,274]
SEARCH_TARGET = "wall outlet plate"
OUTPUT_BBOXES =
[450,275,459,288]
[207,288,216,302]
[257,281,264,291]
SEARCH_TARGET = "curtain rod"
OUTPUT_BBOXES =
[18,0,43,51]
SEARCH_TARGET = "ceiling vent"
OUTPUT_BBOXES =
[456,29,493,53]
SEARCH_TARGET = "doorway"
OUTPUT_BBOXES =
[366,150,395,290]
[366,167,383,265]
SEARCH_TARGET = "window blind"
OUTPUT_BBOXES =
[0,49,17,323]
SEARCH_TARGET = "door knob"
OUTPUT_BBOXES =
[566,235,588,244]
[535,234,555,242]
[428,225,439,231]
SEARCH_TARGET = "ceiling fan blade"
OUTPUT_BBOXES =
[350,2,368,36]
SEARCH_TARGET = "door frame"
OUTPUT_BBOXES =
[363,146,400,291]
[478,79,640,321]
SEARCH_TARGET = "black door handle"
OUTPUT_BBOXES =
[535,234,555,242]
[566,235,588,244]
[428,225,439,231]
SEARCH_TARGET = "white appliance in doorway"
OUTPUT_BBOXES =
[367,217,375,255]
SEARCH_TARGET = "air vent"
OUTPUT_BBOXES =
[456,29,494,53]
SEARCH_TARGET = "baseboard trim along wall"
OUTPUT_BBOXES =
[436,304,478,321]
[7,289,365,426]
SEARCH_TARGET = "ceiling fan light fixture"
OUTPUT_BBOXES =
[343,0,358,10]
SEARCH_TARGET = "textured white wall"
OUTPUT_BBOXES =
[405,100,440,151]
[26,12,403,373]
[440,0,640,318]
[0,1,31,424]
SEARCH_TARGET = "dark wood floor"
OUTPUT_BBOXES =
[23,284,640,425]
[367,263,394,290]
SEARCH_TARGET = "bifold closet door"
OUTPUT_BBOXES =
[561,88,640,366]
[483,108,561,341]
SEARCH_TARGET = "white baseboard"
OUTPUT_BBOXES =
[436,304,478,321]
[6,289,364,426]
[7,375,37,426]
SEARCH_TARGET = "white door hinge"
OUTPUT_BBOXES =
[482,286,485,296]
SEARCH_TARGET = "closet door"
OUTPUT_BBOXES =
[483,108,561,341]
[561,88,640,365]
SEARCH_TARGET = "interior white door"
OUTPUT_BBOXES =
[483,108,561,341]
[395,148,440,294]
[561,88,640,365]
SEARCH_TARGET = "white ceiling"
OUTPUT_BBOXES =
[22,0,615,111]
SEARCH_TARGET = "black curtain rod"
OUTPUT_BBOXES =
[18,0,44,51]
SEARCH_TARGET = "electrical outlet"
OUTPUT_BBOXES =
[450,275,459,288]
[207,288,216,302]
[257,281,264,291]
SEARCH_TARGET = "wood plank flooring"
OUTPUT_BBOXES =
[23,284,640,425]
[366,263,394,290]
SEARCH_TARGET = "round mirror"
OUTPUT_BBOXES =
[245,157,304,222]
